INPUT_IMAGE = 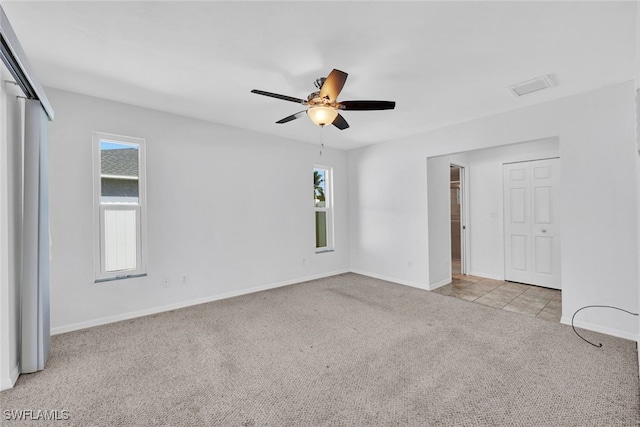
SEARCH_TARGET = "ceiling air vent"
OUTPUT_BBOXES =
[509,75,553,97]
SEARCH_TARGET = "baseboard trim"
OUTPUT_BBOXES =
[0,362,20,391]
[349,269,428,291]
[428,278,451,291]
[560,316,639,342]
[51,269,349,335]
[468,271,503,281]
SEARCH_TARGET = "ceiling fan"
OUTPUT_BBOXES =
[251,69,395,130]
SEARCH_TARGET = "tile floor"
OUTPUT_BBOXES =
[434,262,562,322]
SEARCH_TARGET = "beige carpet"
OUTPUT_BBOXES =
[2,273,638,426]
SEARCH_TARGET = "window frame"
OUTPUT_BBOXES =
[92,132,147,282]
[314,165,334,252]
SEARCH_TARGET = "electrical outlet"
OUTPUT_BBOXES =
[407,261,413,269]
[162,277,170,288]
[181,274,188,285]
[302,258,307,266]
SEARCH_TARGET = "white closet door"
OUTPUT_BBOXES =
[21,99,50,373]
[503,159,561,289]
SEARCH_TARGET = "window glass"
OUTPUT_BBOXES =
[314,169,326,208]
[315,211,327,248]
[100,141,139,204]
[314,167,332,251]
[104,208,138,272]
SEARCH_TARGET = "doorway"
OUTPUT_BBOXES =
[450,164,466,276]
[427,138,560,290]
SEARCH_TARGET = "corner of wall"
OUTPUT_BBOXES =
[350,269,429,291]
[427,278,451,291]
[0,361,19,391]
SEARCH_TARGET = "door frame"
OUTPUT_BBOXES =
[450,161,470,275]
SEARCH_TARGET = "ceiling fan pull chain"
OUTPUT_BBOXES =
[319,125,324,156]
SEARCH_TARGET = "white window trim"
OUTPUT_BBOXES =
[92,132,147,282]
[314,165,334,253]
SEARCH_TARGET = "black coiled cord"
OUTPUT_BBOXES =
[572,305,639,347]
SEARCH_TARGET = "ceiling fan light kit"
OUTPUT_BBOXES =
[307,106,338,127]
[251,68,396,130]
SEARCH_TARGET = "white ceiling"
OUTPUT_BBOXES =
[2,1,637,150]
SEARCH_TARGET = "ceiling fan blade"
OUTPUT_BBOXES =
[319,69,348,102]
[276,110,307,124]
[332,113,349,130]
[338,100,396,111]
[251,89,306,104]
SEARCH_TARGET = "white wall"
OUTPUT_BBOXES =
[349,81,639,340]
[348,139,429,289]
[0,66,24,390]
[47,88,349,333]
[426,156,451,289]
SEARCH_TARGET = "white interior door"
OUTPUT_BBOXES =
[503,158,561,289]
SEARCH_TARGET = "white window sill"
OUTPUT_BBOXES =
[95,273,147,283]
[315,249,335,254]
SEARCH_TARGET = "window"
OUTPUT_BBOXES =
[93,132,146,281]
[314,166,333,251]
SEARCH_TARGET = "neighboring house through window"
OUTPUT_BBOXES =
[93,132,147,281]
[314,166,333,251]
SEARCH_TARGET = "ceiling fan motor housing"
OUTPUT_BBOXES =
[307,91,329,106]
